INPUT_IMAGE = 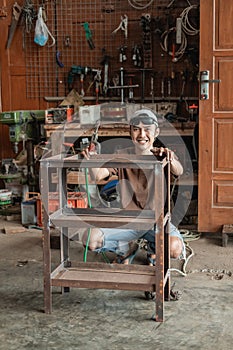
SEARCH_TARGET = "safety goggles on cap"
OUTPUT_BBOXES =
[129,114,158,128]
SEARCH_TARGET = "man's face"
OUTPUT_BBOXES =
[130,122,159,153]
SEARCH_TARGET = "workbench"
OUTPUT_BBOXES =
[44,121,195,138]
[44,121,197,186]
[40,153,172,322]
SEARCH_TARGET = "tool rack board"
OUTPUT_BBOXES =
[25,0,199,108]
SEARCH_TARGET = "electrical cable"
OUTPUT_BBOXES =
[181,242,194,275]
[160,27,187,62]
[85,168,92,208]
[180,5,199,36]
[83,168,92,263]
[127,0,154,10]
[82,163,111,264]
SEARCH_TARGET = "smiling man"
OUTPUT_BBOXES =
[81,109,185,265]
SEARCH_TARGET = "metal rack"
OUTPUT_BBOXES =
[25,0,199,101]
[40,153,171,322]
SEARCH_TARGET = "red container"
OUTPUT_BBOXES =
[67,192,88,208]
[67,192,77,208]
[75,192,88,208]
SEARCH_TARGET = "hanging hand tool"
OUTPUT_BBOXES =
[21,0,37,34]
[112,14,128,39]
[167,77,171,99]
[161,76,165,99]
[101,51,110,95]
[132,45,142,67]
[150,74,155,103]
[56,51,64,68]
[83,22,95,49]
[112,74,120,97]
[120,67,124,104]
[79,121,101,154]
[119,46,127,63]
[126,74,135,102]
[87,70,102,104]
[67,65,91,91]
[94,70,102,104]
[103,62,109,95]
[91,120,100,145]
[6,2,22,49]
[140,69,145,103]
[141,14,152,68]
[180,70,188,101]
[80,73,85,97]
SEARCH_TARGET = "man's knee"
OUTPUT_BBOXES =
[82,228,104,251]
[170,236,183,259]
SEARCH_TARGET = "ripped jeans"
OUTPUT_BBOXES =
[94,223,186,260]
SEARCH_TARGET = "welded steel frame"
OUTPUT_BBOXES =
[40,153,171,322]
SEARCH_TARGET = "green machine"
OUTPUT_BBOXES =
[0,110,46,198]
[0,110,45,153]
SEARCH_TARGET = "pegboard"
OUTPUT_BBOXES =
[25,0,200,104]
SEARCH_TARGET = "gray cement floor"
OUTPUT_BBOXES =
[0,217,233,350]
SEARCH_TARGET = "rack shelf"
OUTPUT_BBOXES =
[51,262,156,292]
[41,153,171,322]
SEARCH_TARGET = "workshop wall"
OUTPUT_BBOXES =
[0,0,200,160]
[23,0,200,106]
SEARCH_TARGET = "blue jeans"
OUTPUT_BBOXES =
[95,223,185,259]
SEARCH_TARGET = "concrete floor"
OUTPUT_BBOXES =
[0,217,233,350]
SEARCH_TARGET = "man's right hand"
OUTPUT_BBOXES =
[80,142,97,159]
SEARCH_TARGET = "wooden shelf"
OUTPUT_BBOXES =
[49,208,156,230]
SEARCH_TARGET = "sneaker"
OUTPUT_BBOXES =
[147,253,156,266]
[113,241,139,265]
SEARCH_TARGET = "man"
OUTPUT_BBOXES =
[81,109,185,265]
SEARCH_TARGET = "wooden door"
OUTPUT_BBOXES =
[0,0,48,159]
[198,0,233,232]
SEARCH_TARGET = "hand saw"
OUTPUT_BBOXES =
[6,2,22,49]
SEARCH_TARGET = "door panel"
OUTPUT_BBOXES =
[213,119,233,171]
[215,1,233,49]
[0,0,47,159]
[199,0,233,231]
[213,181,233,207]
[216,58,233,110]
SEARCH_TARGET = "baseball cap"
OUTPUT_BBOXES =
[129,109,158,128]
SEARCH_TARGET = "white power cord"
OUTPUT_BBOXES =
[160,27,187,62]
[180,5,199,36]
[127,0,154,10]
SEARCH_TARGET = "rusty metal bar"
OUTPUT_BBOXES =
[41,162,52,314]
[164,161,171,301]
[41,154,170,322]
[155,162,165,322]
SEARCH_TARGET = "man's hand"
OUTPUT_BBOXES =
[152,147,175,161]
[152,147,183,176]
[79,143,111,182]
[80,142,97,159]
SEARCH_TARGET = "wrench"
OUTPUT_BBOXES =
[103,59,109,95]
